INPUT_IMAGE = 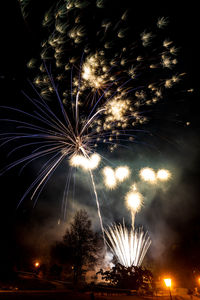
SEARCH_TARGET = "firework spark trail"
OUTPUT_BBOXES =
[89,168,106,243]
[81,148,106,244]
[1,0,184,236]
[62,167,73,220]
[0,74,112,234]
[23,0,183,133]
[105,223,151,267]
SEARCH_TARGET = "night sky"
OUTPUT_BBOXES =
[0,0,200,284]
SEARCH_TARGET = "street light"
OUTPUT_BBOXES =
[34,261,40,268]
[164,278,172,300]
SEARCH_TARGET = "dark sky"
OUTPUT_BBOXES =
[0,0,200,282]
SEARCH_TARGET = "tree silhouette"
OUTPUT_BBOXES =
[97,264,153,290]
[51,210,99,284]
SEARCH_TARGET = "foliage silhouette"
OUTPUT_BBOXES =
[51,210,99,284]
[97,263,153,290]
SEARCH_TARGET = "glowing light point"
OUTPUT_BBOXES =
[70,155,88,168]
[70,153,101,170]
[164,278,172,288]
[157,169,171,181]
[34,261,40,268]
[115,166,130,182]
[139,167,156,183]
[89,153,101,169]
[103,167,116,189]
[125,191,143,213]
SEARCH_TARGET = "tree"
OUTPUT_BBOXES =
[97,264,153,290]
[51,210,100,284]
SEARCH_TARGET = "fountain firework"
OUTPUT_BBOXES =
[104,181,151,267]
[105,223,151,267]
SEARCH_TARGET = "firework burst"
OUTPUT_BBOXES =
[105,223,151,267]
[1,0,182,234]
[139,168,156,183]
[157,169,171,181]
[102,165,130,189]
[139,167,171,183]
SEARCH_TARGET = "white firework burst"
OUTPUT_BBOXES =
[105,223,151,268]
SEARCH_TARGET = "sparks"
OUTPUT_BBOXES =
[70,153,101,170]
[102,165,130,189]
[115,166,130,182]
[139,167,156,183]
[125,190,143,216]
[105,224,151,268]
[2,0,183,238]
[102,167,116,189]
[157,169,171,181]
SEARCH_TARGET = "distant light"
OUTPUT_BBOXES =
[71,155,88,169]
[115,166,130,182]
[139,167,156,183]
[125,191,143,213]
[70,153,101,170]
[89,153,101,169]
[164,278,171,288]
[157,169,171,181]
[34,261,40,268]
[102,165,130,189]
[102,167,116,189]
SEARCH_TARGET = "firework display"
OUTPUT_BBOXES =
[102,165,130,189]
[139,167,171,183]
[0,0,181,268]
[70,153,101,170]
[157,169,171,181]
[115,166,130,182]
[19,0,182,113]
[1,1,178,205]
[105,223,151,267]
[139,168,156,183]
[102,167,117,189]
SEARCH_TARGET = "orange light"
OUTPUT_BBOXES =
[34,261,40,268]
[164,278,172,288]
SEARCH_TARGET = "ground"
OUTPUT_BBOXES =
[0,292,199,300]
